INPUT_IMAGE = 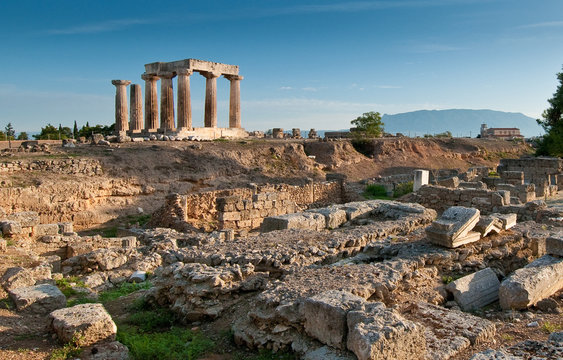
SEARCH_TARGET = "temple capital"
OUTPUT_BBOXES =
[112,80,131,86]
[224,74,244,81]
[200,70,222,79]
[158,71,176,79]
[141,73,159,81]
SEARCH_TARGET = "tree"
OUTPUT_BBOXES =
[73,121,78,139]
[536,65,563,157]
[0,131,5,141]
[351,111,384,138]
[5,122,15,148]
[17,132,28,140]
[33,124,71,140]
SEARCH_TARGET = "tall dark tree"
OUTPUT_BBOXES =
[73,120,78,139]
[17,132,28,140]
[536,66,563,157]
[5,122,15,148]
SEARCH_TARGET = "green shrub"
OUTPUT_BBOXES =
[542,321,562,334]
[55,277,86,297]
[118,327,214,360]
[102,226,118,238]
[127,214,151,227]
[125,308,177,333]
[98,281,151,303]
[50,334,82,360]
[393,181,413,198]
[364,184,389,199]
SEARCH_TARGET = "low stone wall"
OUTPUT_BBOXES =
[498,157,563,191]
[0,158,103,176]
[0,140,62,150]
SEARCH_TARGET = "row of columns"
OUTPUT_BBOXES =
[112,71,243,133]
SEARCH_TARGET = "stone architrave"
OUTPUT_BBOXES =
[499,255,563,310]
[176,69,193,130]
[129,84,143,132]
[414,170,429,191]
[425,206,480,248]
[111,80,131,132]
[225,74,243,128]
[141,73,159,131]
[202,71,221,128]
[445,268,500,311]
[159,72,176,131]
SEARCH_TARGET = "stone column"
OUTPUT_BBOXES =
[111,80,131,133]
[159,72,176,131]
[129,84,143,132]
[225,75,243,128]
[202,71,221,128]
[141,73,159,132]
[176,69,193,130]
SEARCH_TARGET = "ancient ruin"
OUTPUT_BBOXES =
[112,58,247,140]
[0,134,562,359]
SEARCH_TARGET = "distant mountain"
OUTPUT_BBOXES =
[381,109,543,138]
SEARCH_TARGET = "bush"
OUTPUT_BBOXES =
[364,184,389,199]
[98,281,151,303]
[393,181,413,198]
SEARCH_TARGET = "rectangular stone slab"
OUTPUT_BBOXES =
[474,216,503,237]
[425,206,480,242]
[499,255,563,310]
[430,231,481,248]
[546,235,563,257]
[490,213,517,230]
[446,268,500,311]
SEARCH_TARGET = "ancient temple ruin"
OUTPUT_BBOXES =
[112,58,247,139]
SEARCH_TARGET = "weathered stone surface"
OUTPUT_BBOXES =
[499,255,563,309]
[34,223,60,236]
[474,216,503,237]
[303,346,357,360]
[0,238,6,252]
[426,206,480,248]
[403,302,496,360]
[303,290,365,349]
[9,284,66,314]
[50,303,117,346]
[80,341,129,360]
[414,169,429,192]
[446,268,500,311]
[307,207,348,229]
[1,264,52,291]
[129,270,146,283]
[546,234,563,257]
[6,211,40,227]
[1,220,22,236]
[261,212,325,233]
[347,302,426,360]
[58,222,74,234]
[469,349,518,359]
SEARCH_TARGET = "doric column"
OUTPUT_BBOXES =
[225,75,243,128]
[159,72,176,131]
[141,73,159,131]
[176,69,193,130]
[129,84,143,132]
[202,71,221,128]
[111,80,131,133]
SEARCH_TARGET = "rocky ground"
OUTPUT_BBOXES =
[1,137,561,360]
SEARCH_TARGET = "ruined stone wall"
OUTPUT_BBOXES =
[0,158,103,176]
[181,181,342,231]
[498,157,562,186]
[217,192,297,230]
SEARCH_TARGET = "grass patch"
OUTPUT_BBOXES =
[541,321,562,334]
[364,184,390,200]
[50,335,82,360]
[125,308,177,333]
[126,214,151,227]
[488,170,500,177]
[6,238,15,246]
[213,138,229,142]
[55,276,86,297]
[234,349,297,360]
[98,281,151,303]
[441,274,465,284]
[101,226,118,238]
[501,333,514,341]
[118,326,214,360]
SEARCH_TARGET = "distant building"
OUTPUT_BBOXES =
[480,124,523,139]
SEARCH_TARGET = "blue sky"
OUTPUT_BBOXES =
[1,0,562,133]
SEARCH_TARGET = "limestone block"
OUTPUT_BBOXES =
[303,346,356,360]
[437,176,460,188]
[50,303,117,346]
[219,212,241,222]
[446,268,500,311]
[413,170,429,192]
[58,222,74,234]
[86,249,128,271]
[6,211,40,227]
[490,213,517,230]
[260,212,325,233]
[80,341,129,360]
[307,207,348,229]
[0,238,6,252]
[341,203,373,221]
[474,216,503,237]
[426,206,480,248]
[34,224,60,236]
[347,303,426,360]
[499,255,563,310]
[9,284,66,314]
[546,235,563,257]
[303,290,365,349]
[1,220,22,236]
[1,265,52,291]
[45,255,62,273]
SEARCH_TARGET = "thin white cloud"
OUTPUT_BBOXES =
[280,86,293,90]
[518,21,563,29]
[375,85,402,89]
[301,87,318,92]
[47,18,156,35]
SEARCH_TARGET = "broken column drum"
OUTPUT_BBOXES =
[111,80,131,132]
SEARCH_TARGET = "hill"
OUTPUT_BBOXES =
[380,109,543,138]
